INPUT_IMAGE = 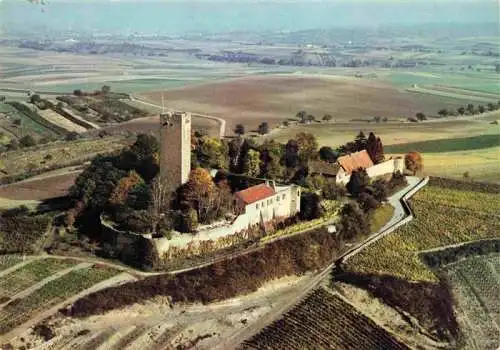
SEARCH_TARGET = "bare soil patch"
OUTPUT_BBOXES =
[0,172,80,201]
[138,75,465,133]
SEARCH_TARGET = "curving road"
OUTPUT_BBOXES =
[129,94,227,138]
[219,176,429,349]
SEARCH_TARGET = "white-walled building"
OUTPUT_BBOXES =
[234,181,301,227]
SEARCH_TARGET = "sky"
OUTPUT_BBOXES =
[1,0,497,35]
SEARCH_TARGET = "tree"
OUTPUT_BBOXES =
[243,149,261,178]
[370,179,388,202]
[354,131,367,151]
[466,103,475,114]
[296,110,307,123]
[234,124,245,135]
[437,108,449,117]
[101,85,111,95]
[487,103,496,111]
[197,136,228,169]
[299,192,323,220]
[477,105,486,114]
[322,114,333,122]
[319,146,337,163]
[73,89,83,96]
[12,119,22,127]
[416,112,427,121]
[182,168,218,223]
[366,132,384,164]
[258,122,270,135]
[338,201,369,240]
[296,132,318,162]
[283,120,290,127]
[405,152,423,175]
[283,139,300,168]
[357,192,379,213]
[321,179,346,200]
[457,106,466,115]
[0,96,6,102]
[306,114,316,123]
[346,168,370,197]
[30,94,41,104]
[373,116,382,123]
[65,132,79,141]
[109,171,144,205]
[7,138,19,151]
[19,134,36,148]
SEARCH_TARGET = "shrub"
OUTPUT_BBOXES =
[19,135,37,148]
[321,179,346,200]
[338,201,369,240]
[356,193,379,213]
[299,192,323,220]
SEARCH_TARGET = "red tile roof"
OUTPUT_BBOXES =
[337,150,374,174]
[235,184,275,205]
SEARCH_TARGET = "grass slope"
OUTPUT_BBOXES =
[385,134,500,154]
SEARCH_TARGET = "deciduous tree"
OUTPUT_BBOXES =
[405,151,423,175]
[296,132,318,162]
[319,146,337,163]
[346,168,370,197]
[234,124,245,135]
[243,149,261,178]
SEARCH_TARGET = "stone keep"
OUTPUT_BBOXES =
[160,112,191,190]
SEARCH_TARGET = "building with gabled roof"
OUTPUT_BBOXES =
[337,150,374,174]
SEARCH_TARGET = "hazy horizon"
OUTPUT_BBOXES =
[0,0,497,36]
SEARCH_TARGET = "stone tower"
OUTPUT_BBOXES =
[160,111,191,191]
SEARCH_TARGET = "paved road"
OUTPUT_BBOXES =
[220,176,428,349]
[129,94,227,137]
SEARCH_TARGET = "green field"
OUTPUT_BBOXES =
[0,103,57,140]
[345,185,500,282]
[387,71,500,94]
[385,134,500,154]
[0,264,119,335]
[444,254,500,350]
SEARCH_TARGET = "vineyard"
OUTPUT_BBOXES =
[345,185,500,282]
[0,136,128,184]
[0,258,76,301]
[0,259,120,336]
[0,255,24,272]
[240,288,409,350]
[443,254,500,350]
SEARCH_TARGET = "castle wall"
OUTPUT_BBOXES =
[154,184,301,259]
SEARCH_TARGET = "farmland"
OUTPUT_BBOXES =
[241,288,408,350]
[443,254,500,350]
[0,255,24,272]
[344,184,500,282]
[137,74,466,133]
[0,258,75,301]
[0,136,129,185]
[0,261,120,335]
[0,103,58,142]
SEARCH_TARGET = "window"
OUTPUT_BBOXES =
[282,194,286,200]
[276,196,280,202]
[256,203,259,209]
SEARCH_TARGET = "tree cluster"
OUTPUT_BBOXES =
[338,131,384,164]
